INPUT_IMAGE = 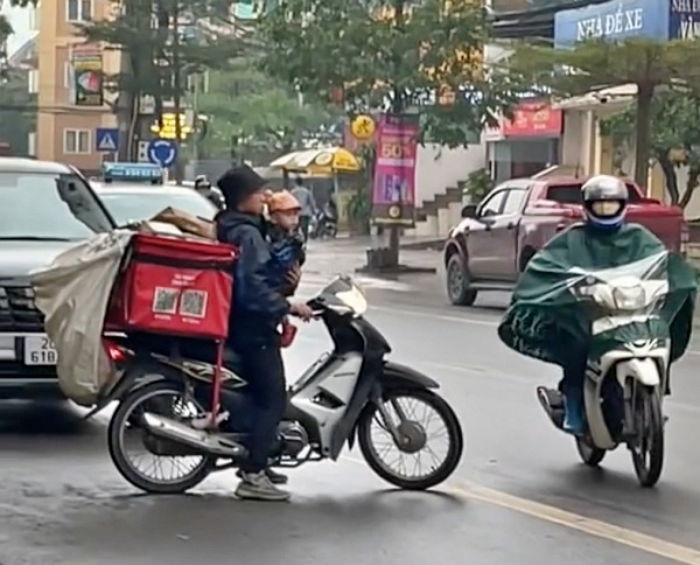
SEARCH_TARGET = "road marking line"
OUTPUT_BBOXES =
[370,305,499,327]
[449,481,700,565]
[340,454,700,563]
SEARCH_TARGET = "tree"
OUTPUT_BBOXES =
[506,39,700,186]
[601,92,700,209]
[0,0,37,82]
[0,0,36,42]
[0,67,35,154]
[81,0,244,180]
[197,58,338,161]
[261,0,521,266]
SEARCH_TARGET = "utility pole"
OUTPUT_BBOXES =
[388,0,405,267]
[192,72,200,172]
[172,0,184,183]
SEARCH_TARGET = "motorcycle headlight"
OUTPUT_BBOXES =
[612,284,646,311]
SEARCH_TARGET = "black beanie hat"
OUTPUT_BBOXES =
[217,165,267,209]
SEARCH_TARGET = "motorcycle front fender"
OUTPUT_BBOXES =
[616,358,661,388]
[380,361,439,390]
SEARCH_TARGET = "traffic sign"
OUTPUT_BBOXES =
[147,138,178,168]
[350,114,376,141]
[96,128,119,152]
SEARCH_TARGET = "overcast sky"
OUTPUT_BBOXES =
[1,3,33,56]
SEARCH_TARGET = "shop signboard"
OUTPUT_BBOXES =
[371,113,419,227]
[670,0,700,40]
[554,0,700,47]
[71,43,103,107]
[502,102,563,138]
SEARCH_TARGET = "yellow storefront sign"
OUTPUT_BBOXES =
[350,114,377,141]
[150,113,193,141]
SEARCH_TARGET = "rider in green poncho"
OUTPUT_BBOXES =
[498,176,696,435]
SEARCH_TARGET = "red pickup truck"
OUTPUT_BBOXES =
[444,176,688,306]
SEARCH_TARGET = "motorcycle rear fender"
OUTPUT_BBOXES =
[82,357,174,420]
[346,362,438,450]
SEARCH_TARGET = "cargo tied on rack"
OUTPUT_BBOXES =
[106,234,238,340]
[31,223,239,408]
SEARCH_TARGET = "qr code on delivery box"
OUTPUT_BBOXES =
[179,289,208,318]
[152,287,208,318]
[153,287,178,314]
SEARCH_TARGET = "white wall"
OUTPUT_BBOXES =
[414,142,486,207]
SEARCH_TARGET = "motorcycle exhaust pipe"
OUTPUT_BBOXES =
[141,412,247,458]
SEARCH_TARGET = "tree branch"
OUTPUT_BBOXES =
[658,153,679,205]
[680,165,700,209]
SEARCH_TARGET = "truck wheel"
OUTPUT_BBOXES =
[447,254,477,306]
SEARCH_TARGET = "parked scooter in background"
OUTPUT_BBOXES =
[310,209,338,239]
[310,197,338,239]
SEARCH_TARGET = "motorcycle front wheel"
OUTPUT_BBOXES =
[575,436,606,467]
[358,388,463,490]
[108,381,215,494]
[631,386,664,488]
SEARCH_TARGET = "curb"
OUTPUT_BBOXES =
[356,265,437,277]
[399,238,446,251]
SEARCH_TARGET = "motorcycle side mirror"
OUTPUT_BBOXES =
[461,204,477,219]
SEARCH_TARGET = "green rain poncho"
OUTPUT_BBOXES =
[498,224,697,368]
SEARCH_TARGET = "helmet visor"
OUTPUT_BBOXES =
[590,200,623,218]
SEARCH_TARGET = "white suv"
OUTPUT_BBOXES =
[0,158,114,398]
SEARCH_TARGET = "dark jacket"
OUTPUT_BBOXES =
[268,225,306,297]
[216,210,290,348]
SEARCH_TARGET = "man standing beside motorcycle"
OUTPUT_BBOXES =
[291,176,317,242]
[498,175,696,436]
[216,165,314,501]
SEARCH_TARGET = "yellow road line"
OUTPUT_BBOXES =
[448,481,700,565]
[342,454,700,564]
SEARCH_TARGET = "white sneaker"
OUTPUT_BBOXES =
[235,471,291,502]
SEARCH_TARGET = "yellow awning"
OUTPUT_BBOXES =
[269,147,361,175]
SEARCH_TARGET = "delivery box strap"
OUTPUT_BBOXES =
[131,252,233,271]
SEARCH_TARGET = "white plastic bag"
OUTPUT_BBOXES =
[30,231,133,406]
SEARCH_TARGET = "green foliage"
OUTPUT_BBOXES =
[506,38,700,185]
[347,182,372,233]
[0,0,37,41]
[80,1,243,104]
[463,167,493,203]
[197,58,338,158]
[0,69,36,154]
[260,0,523,149]
[601,92,700,208]
[507,39,700,96]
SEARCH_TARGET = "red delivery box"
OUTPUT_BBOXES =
[106,234,238,340]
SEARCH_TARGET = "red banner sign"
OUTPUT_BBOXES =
[372,114,419,226]
[503,102,562,138]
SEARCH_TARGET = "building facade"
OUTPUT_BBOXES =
[36,0,120,175]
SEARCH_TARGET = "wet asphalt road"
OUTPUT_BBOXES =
[2,241,700,565]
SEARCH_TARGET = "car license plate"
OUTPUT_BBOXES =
[24,336,57,366]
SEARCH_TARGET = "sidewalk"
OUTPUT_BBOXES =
[301,236,444,296]
[303,237,442,278]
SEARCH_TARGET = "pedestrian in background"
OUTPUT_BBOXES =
[291,176,317,242]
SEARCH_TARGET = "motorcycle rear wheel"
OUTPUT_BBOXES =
[108,381,215,494]
[631,386,664,488]
[358,388,463,490]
